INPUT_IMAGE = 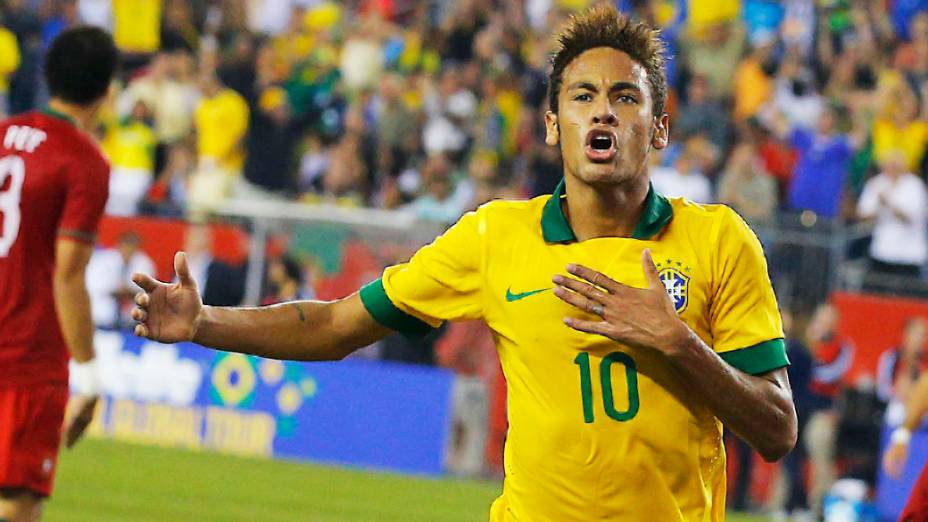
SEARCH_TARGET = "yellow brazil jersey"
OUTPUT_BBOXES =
[0,27,20,93]
[360,180,787,521]
[194,89,249,172]
[112,0,161,54]
[101,119,157,171]
[687,0,739,31]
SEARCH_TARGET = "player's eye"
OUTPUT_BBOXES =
[617,94,638,104]
[573,93,592,102]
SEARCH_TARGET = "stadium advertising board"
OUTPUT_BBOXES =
[75,330,455,475]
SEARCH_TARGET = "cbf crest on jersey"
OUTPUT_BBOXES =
[654,259,690,313]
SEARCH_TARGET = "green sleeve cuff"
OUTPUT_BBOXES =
[718,338,789,375]
[359,278,434,338]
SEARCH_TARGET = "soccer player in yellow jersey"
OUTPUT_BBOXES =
[131,5,797,520]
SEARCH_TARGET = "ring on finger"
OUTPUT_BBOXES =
[591,303,605,316]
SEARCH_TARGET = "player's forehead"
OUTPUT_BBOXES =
[561,47,649,94]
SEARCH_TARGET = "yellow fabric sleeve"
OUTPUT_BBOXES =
[709,207,787,375]
[360,209,485,335]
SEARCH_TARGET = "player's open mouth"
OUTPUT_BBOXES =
[584,129,617,162]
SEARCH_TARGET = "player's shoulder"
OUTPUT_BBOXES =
[665,197,758,245]
[469,195,549,230]
[0,112,39,133]
[43,115,109,170]
[666,197,741,226]
[475,195,548,216]
[4,112,103,156]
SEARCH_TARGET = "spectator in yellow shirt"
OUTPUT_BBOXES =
[734,39,776,121]
[872,81,928,176]
[101,100,158,216]
[687,0,739,32]
[188,72,249,217]
[0,24,20,117]
[112,0,161,72]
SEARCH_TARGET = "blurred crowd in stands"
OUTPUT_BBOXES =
[2,0,928,287]
[4,0,928,516]
[0,0,927,267]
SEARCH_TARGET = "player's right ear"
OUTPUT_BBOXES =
[544,111,559,146]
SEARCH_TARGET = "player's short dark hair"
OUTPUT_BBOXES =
[548,4,667,118]
[44,26,118,106]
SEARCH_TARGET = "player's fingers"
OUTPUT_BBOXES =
[566,264,618,293]
[134,291,150,308]
[552,274,607,302]
[65,415,91,449]
[174,251,197,290]
[132,272,160,292]
[641,249,661,287]
[553,285,602,316]
[134,323,150,338]
[131,307,147,322]
[563,317,611,337]
[64,397,97,449]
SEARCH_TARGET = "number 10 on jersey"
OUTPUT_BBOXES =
[573,351,639,423]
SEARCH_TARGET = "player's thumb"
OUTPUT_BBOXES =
[174,251,197,289]
[642,249,660,287]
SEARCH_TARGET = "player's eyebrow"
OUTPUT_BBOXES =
[566,81,642,95]
[608,82,642,95]
[567,81,598,92]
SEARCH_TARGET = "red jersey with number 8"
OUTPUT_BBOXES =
[0,110,109,386]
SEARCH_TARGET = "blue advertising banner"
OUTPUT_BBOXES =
[77,331,455,475]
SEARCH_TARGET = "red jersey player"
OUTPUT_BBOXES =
[0,27,117,521]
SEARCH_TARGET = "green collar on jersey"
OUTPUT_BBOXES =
[40,107,76,125]
[541,178,674,243]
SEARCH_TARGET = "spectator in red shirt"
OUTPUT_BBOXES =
[803,303,855,516]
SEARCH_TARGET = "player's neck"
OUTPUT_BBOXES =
[47,98,98,132]
[562,175,649,241]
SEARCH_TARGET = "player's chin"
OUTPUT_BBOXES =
[577,161,628,185]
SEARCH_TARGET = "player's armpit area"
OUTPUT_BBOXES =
[717,338,789,376]
[57,228,96,243]
[359,278,435,338]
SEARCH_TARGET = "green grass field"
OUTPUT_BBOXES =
[46,439,768,521]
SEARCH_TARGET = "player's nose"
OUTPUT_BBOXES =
[591,107,618,126]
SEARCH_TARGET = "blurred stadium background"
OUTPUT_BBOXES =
[3,0,928,520]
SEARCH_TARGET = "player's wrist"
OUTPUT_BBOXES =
[891,426,912,446]
[658,320,695,358]
[190,305,210,343]
[71,357,102,396]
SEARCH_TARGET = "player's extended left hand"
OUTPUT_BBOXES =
[130,251,203,343]
[552,248,690,355]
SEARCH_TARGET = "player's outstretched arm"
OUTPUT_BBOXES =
[883,372,928,478]
[131,252,393,361]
